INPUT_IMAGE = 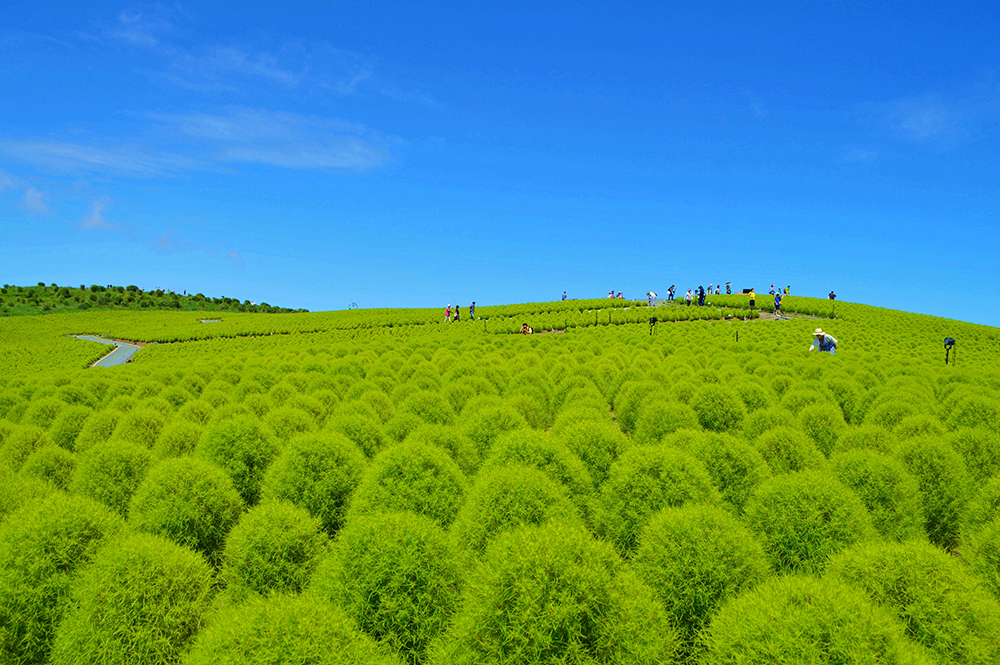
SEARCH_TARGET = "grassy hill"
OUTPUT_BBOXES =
[0,295,998,664]
[0,282,305,317]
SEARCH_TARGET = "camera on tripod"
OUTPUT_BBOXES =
[944,337,956,365]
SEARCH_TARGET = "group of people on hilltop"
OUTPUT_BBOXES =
[444,302,476,322]
[607,290,625,299]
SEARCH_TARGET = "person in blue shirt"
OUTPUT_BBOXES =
[774,292,782,316]
[809,328,838,353]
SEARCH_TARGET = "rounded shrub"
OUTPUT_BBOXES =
[129,457,244,565]
[744,469,875,573]
[552,419,631,487]
[265,405,315,442]
[402,423,478,476]
[260,431,366,536]
[327,410,387,459]
[692,433,772,514]
[830,448,922,541]
[739,406,785,440]
[0,424,49,472]
[22,396,65,430]
[51,531,214,665]
[964,474,1000,533]
[222,500,329,596]
[894,414,946,440]
[47,405,93,451]
[184,593,403,665]
[896,436,973,551]
[948,427,1000,484]
[834,423,897,454]
[153,419,203,458]
[480,428,593,513]
[0,493,124,665]
[594,444,719,554]
[828,539,1000,665]
[731,377,775,412]
[0,472,56,522]
[110,406,166,449]
[612,380,667,435]
[176,399,214,426]
[865,398,920,430]
[699,574,933,665]
[431,523,680,665]
[348,441,466,528]
[313,511,461,664]
[691,384,746,432]
[632,503,769,655]
[70,439,152,515]
[752,426,826,474]
[73,409,120,453]
[963,516,1000,599]
[197,416,279,506]
[459,399,528,458]
[798,402,845,456]
[399,390,456,426]
[633,399,699,445]
[21,444,76,489]
[945,394,1000,431]
[450,464,583,559]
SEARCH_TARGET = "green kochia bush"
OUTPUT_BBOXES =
[632,504,769,656]
[70,439,152,515]
[153,419,203,457]
[222,500,329,596]
[197,416,279,506]
[743,470,875,573]
[129,457,244,565]
[459,398,528,458]
[183,593,404,665]
[594,444,719,555]
[111,407,166,449]
[963,517,1000,599]
[479,429,593,517]
[690,433,771,514]
[430,523,680,665]
[313,511,461,664]
[691,384,745,432]
[449,464,583,559]
[73,409,120,452]
[830,449,923,541]
[20,445,76,489]
[896,436,973,551]
[798,402,845,456]
[632,399,699,445]
[964,474,1000,533]
[348,441,466,528]
[828,539,1000,665]
[699,575,934,665]
[0,472,55,523]
[0,493,124,665]
[552,419,631,487]
[51,531,215,665]
[260,431,366,536]
[47,405,92,451]
[752,426,826,475]
[402,424,478,477]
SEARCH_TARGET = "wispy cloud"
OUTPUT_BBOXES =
[81,200,113,230]
[226,250,244,269]
[0,171,14,192]
[863,83,1000,147]
[0,138,201,176]
[160,107,396,169]
[24,187,50,214]
[843,147,879,165]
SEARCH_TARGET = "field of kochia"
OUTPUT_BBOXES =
[1,293,999,664]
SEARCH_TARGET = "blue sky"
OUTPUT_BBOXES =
[2,2,999,325]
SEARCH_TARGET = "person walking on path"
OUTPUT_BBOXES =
[647,291,657,307]
[708,283,713,297]
[715,285,721,295]
[668,285,675,301]
[697,286,706,306]
[774,292,783,317]
[444,304,451,322]
[784,285,790,296]
[454,306,461,322]
[685,289,692,306]
[810,328,838,354]
[726,282,732,294]
[769,284,775,295]
[470,302,476,319]
[748,289,756,317]
[562,292,567,301]
[829,291,836,300]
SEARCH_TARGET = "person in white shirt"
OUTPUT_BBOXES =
[809,328,838,354]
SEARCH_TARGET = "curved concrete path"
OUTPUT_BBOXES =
[74,335,142,367]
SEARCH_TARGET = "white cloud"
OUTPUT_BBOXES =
[81,200,113,230]
[0,138,201,176]
[226,250,244,268]
[24,187,50,213]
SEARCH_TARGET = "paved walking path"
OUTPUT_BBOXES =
[74,335,142,367]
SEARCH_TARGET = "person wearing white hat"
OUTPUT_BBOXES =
[810,328,838,354]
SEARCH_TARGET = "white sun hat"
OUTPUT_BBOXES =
[814,328,825,335]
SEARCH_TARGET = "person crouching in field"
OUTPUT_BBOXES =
[810,328,838,354]
[521,323,534,334]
